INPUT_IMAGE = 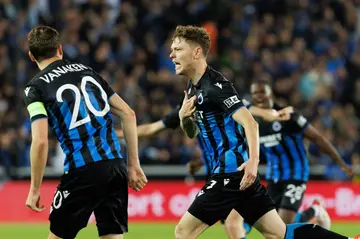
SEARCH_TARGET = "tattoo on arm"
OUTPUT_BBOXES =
[181,117,199,138]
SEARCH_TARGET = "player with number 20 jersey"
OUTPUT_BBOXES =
[24,26,147,239]
[25,60,121,171]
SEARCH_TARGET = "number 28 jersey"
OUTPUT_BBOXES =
[24,60,123,172]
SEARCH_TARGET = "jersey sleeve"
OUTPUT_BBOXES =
[288,109,309,132]
[24,84,48,122]
[161,106,180,129]
[209,81,245,116]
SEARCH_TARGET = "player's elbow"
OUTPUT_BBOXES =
[245,118,258,131]
[122,108,136,121]
[31,138,48,149]
[125,107,136,117]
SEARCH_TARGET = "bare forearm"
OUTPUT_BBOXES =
[249,106,268,119]
[121,111,140,167]
[231,109,260,161]
[243,120,260,161]
[180,117,199,139]
[249,107,279,122]
[137,121,165,137]
[30,140,48,189]
[137,124,153,137]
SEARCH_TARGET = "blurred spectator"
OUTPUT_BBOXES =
[0,0,359,180]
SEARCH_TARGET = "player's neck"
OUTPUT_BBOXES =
[37,56,62,71]
[188,60,207,85]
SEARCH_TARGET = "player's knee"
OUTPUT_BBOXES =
[175,223,190,239]
[224,219,244,237]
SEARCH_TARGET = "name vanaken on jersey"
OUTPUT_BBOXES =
[24,60,123,172]
[39,63,89,83]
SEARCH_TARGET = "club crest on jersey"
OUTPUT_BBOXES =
[197,93,204,104]
[272,121,282,132]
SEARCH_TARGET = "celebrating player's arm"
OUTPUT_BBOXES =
[179,90,199,139]
[176,93,292,176]
[116,106,180,138]
[116,121,165,138]
[109,93,148,191]
[241,97,293,122]
[24,85,49,212]
[116,96,291,140]
[250,104,293,121]
[187,157,204,175]
[208,81,260,190]
[177,89,291,140]
[292,111,354,177]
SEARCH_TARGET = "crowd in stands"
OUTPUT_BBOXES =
[0,0,359,180]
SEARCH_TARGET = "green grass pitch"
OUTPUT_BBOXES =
[0,222,358,238]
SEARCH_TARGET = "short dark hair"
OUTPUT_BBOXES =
[172,25,211,56]
[28,26,60,62]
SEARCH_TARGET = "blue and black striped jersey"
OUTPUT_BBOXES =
[24,60,123,172]
[257,105,310,182]
[186,66,249,175]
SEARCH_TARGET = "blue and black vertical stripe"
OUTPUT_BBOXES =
[265,133,309,182]
[48,92,122,172]
[197,111,248,174]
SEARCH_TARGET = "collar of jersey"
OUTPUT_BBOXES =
[193,65,211,88]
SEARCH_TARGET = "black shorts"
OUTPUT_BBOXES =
[267,180,307,212]
[49,159,128,239]
[188,172,275,226]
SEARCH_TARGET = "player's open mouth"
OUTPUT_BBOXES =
[255,99,264,104]
[173,61,181,67]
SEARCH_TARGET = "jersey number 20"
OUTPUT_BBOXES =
[56,76,110,129]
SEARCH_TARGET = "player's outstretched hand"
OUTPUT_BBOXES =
[277,106,294,121]
[341,164,355,178]
[179,90,197,120]
[25,188,45,213]
[128,165,148,192]
[238,159,258,190]
[186,158,204,175]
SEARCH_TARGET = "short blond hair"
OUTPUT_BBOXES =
[172,25,211,56]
